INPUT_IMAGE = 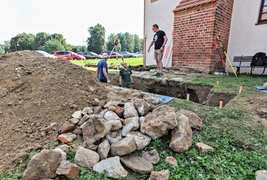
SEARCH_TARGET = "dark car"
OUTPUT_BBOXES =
[54,51,85,60]
[120,51,137,58]
[100,51,123,59]
[79,52,101,59]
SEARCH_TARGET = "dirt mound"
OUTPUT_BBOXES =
[0,51,107,174]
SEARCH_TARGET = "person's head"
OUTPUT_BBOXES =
[101,53,109,60]
[121,62,127,69]
[152,24,159,32]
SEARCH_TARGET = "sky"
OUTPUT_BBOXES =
[0,0,144,45]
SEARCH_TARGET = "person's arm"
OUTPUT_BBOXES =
[119,76,122,86]
[148,41,154,53]
[160,35,168,51]
[102,68,109,82]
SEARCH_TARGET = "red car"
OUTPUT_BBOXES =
[54,51,86,60]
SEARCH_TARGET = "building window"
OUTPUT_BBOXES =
[259,0,267,23]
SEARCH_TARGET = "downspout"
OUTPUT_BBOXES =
[143,0,146,65]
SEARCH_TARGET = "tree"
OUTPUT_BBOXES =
[0,44,4,54]
[71,45,87,53]
[49,33,71,50]
[10,33,35,52]
[34,32,50,50]
[117,33,126,52]
[133,34,143,53]
[41,39,65,54]
[87,24,106,54]
[123,32,134,52]
[4,41,11,54]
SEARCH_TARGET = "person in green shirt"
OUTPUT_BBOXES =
[119,62,134,88]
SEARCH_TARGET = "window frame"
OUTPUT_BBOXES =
[258,0,267,24]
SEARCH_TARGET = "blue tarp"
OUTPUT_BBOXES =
[155,94,174,103]
[255,86,267,94]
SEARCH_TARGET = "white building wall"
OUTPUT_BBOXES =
[144,0,181,67]
[227,0,267,74]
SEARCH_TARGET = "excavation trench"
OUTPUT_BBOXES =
[109,74,236,107]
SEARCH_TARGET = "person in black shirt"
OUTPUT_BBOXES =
[148,24,168,77]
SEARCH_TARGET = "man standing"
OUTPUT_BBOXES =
[148,24,168,77]
[96,53,110,83]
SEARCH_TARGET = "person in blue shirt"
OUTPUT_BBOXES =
[96,53,110,83]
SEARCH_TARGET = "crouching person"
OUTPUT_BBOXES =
[119,62,134,88]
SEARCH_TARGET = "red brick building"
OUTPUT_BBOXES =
[172,0,234,73]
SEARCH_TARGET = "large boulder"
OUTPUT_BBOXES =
[176,110,203,130]
[106,130,123,144]
[82,116,111,145]
[256,170,267,180]
[56,160,80,179]
[123,102,138,118]
[110,137,137,156]
[23,150,63,179]
[169,114,192,153]
[134,98,150,116]
[74,146,99,168]
[120,155,153,174]
[126,131,151,150]
[98,140,110,160]
[141,105,178,139]
[93,156,128,178]
[104,111,120,121]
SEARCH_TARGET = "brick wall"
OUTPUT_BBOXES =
[172,0,234,73]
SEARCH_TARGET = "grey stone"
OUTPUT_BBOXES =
[196,142,214,152]
[69,118,79,125]
[177,110,203,130]
[98,140,110,160]
[78,114,90,126]
[169,114,192,153]
[139,116,146,124]
[141,105,178,140]
[93,156,128,178]
[72,111,82,119]
[110,137,136,156]
[142,150,160,164]
[126,131,151,150]
[108,106,117,112]
[72,127,83,135]
[82,107,94,115]
[120,155,153,174]
[121,123,134,137]
[74,146,99,168]
[149,170,170,180]
[82,116,111,145]
[106,131,122,144]
[134,99,150,116]
[143,94,162,106]
[123,102,138,118]
[108,120,123,131]
[23,150,63,179]
[256,170,267,180]
[165,156,177,168]
[124,116,140,131]
[104,111,120,121]
[104,101,120,109]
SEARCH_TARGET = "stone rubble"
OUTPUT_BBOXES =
[23,94,203,179]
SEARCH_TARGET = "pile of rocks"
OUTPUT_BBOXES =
[23,94,210,179]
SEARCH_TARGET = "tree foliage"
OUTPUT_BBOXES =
[34,32,50,50]
[71,45,87,53]
[41,39,65,54]
[10,33,35,52]
[87,24,106,54]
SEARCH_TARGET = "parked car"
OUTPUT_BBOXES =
[79,52,101,59]
[37,50,57,59]
[120,51,137,58]
[134,53,143,57]
[100,51,123,59]
[53,51,85,60]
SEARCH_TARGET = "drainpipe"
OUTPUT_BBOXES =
[143,0,146,65]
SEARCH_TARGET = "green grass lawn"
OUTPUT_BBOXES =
[70,57,144,67]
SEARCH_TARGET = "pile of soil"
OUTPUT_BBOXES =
[0,51,108,174]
